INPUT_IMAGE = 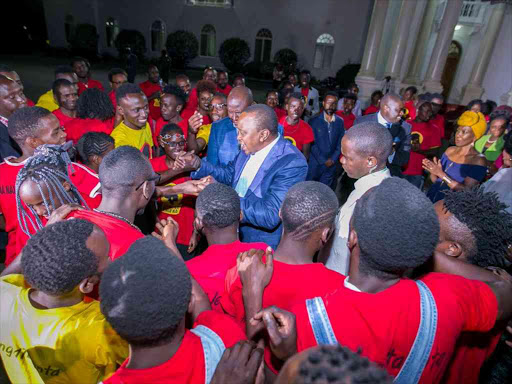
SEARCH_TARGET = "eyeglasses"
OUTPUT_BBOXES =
[135,174,161,191]
[210,103,227,110]
[162,140,186,148]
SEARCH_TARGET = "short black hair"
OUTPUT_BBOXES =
[282,181,338,241]
[175,73,189,82]
[116,83,144,104]
[371,90,384,100]
[503,130,512,155]
[76,88,115,121]
[160,123,183,137]
[467,99,483,110]
[147,63,158,72]
[7,106,52,144]
[54,65,74,77]
[108,67,127,82]
[266,89,279,98]
[22,219,98,295]
[295,345,392,384]
[443,188,512,268]
[343,93,358,102]
[353,177,439,279]
[405,86,418,95]
[70,56,89,68]
[429,93,444,102]
[288,92,305,105]
[0,64,13,72]
[344,122,393,165]
[299,69,311,77]
[489,109,511,126]
[243,104,278,135]
[162,84,187,106]
[324,91,339,101]
[196,80,217,95]
[100,236,191,347]
[482,100,497,116]
[77,132,114,165]
[99,146,153,199]
[233,73,245,80]
[212,92,227,102]
[52,78,73,96]
[196,183,240,229]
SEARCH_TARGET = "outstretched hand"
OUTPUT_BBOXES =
[173,150,201,171]
[210,341,264,384]
[152,217,180,254]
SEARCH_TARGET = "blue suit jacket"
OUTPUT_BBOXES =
[308,113,345,169]
[193,136,308,249]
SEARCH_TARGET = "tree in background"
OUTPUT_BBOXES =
[274,48,297,74]
[166,30,199,69]
[114,29,146,59]
[219,38,250,73]
[69,23,98,57]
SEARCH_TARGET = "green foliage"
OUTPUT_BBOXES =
[114,29,146,59]
[69,24,98,56]
[274,48,297,69]
[219,38,251,73]
[166,30,199,69]
[335,63,361,89]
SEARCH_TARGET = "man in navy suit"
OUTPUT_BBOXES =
[355,93,411,177]
[183,104,308,249]
[307,92,345,188]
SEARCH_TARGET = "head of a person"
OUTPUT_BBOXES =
[0,74,27,118]
[467,99,483,113]
[0,64,24,90]
[403,86,417,102]
[196,80,216,112]
[99,146,157,215]
[286,92,306,120]
[435,188,512,269]
[281,88,294,106]
[160,84,187,121]
[77,88,115,121]
[54,65,79,86]
[266,90,280,109]
[481,100,497,117]
[195,183,241,234]
[203,67,217,83]
[288,73,298,87]
[116,83,149,129]
[77,132,115,173]
[416,101,433,123]
[281,81,294,91]
[71,57,90,79]
[108,68,128,91]
[503,131,512,168]
[209,93,228,122]
[16,144,86,235]
[323,92,339,116]
[340,122,392,179]
[237,104,278,155]
[227,86,253,128]
[8,107,66,152]
[380,94,404,124]
[281,181,338,250]
[343,93,357,115]
[217,70,229,89]
[370,90,383,107]
[276,345,392,384]
[159,123,186,161]
[52,79,78,112]
[351,177,439,279]
[347,83,359,96]
[147,64,160,84]
[299,70,311,88]
[456,111,486,147]
[23,219,110,297]
[175,74,191,95]
[233,73,246,87]
[487,111,509,140]
[100,236,191,348]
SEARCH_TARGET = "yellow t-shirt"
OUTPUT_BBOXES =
[196,123,212,145]
[110,121,153,158]
[0,275,128,384]
[36,90,59,112]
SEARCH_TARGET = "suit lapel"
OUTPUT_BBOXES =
[247,138,283,194]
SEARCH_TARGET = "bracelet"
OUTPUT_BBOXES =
[442,175,453,184]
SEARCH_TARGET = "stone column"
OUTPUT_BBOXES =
[461,3,507,104]
[422,0,464,94]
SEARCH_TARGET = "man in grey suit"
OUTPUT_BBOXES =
[354,94,411,177]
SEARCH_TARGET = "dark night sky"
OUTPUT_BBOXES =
[3,0,48,52]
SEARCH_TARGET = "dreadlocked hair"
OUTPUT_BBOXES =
[295,345,392,384]
[77,132,114,165]
[15,144,89,238]
[443,188,512,268]
[76,88,115,121]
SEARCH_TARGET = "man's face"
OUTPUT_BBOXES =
[72,60,89,79]
[55,85,78,111]
[35,114,67,146]
[119,93,149,129]
[198,90,213,112]
[177,78,191,94]
[56,72,79,87]
[417,103,433,122]
[161,131,186,160]
[237,112,266,155]
[489,118,506,139]
[210,95,227,122]
[404,90,414,101]
[110,73,128,91]
[286,98,304,121]
[160,94,180,121]
[340,137,367,179]
[430,97,443,115]
[20,179,70,217]
[227,96,249,128]
[350,86,359,96]
[0,80,27,117]
[343,98,355,114]
[148,66,160,83]
[299,73,309,88]
[204,69,217,83]
[323,95,337,116]
[470,103,481,113]
[233,77,245,87]
[217,72,228,89]
[266,92,279,109]
[288,74,298,87]
[382,98,404,123]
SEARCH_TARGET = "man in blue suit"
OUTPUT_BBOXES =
[185,104,308,249]
[307,92,345,188]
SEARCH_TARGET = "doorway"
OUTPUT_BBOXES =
[440,41,462,99]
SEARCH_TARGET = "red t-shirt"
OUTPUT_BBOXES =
[186,240,268,312]
[139,80,162,122]
[64,117,115,145]
[103,311,245,384]
[279,117,314,151]
[108,90,117,110]
[153,118,189,147]
[26,98,35,107]
[181,88,198,118]
[216,84,232,97]
[429,114,445,146]
[292,273,498,383]
[67,162,102,209]
[300,87,310,99]
[274,107,287,121]
[180,109,211,128]
[52,108,76,127]
[364,105,379,115]
[404,100,417,121]
[150,156,195,246]
[77,79,104,95]
[403,121,434,176]
[335,111,356,130]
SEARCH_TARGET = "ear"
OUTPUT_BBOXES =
[91,154,101,167]
[62,181,71,192]
[194,216,204,233]
[78,275,99,294]
[53,93,58,104]
[176,104,183,113]
[25,136,40,150]
[366,156,377,169]
[239,210,244,222]
[438,241,464,258]
[117,105,124,119]
[278,208,282,220]
[320,226,331,244]
[347,228,358,252]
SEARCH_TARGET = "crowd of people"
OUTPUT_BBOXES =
[0,57,511,384]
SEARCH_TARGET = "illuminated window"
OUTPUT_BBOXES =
[313,34,335,69]
[200,24,216,56]
[255,28,272,63]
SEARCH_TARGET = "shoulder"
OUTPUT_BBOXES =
[355,113,375,124]
[468,154,487,167]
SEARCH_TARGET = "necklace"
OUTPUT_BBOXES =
[93,209,141,232]
[487,138,497,144]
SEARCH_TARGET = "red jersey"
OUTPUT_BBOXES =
[139,80,162,122]
[181,88,198,118]
[279,117,314,151]
[64,117,115,145]
[300,87,310,99]
[364,105,379,115]
[52,108,75,127]
[26,99,35,107]
[403,121,434,176]
[404,100,417,121]
[77,79,104,95]
[216,84,232,97]
[292,273,498,383]
[180,109,211,128]
[153,118,189,147]
[274,107,287,121]
[335,111,356,130]
[429,114,445,146]
[103,311,245,384]
[108,90,117,110]
[186,240,268,312]
[150,156,195,246]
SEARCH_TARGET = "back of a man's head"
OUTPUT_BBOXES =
[353,177,439,278]
[243,104,278,135]
[8,106,51,145]
[196,183,241,229]
[344,122,393,165]
[228,86,253,108]
[100,236,192,347]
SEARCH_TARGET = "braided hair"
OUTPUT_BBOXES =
[15,144,89,237]
[77,132,114,166]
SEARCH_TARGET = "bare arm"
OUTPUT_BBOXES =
[302,143,311,162]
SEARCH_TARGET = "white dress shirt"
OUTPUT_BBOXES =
[235,135,280,197]
[325,168,391,275]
